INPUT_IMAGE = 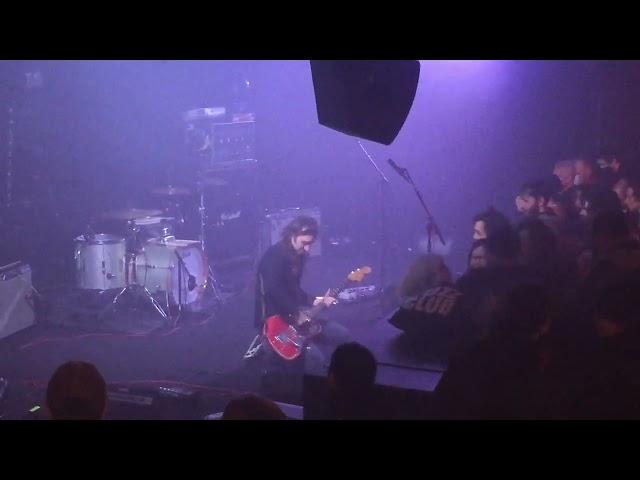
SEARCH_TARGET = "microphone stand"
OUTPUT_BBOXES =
[389,160,445,253]
[357,141,390,305]
[174,250,193,327]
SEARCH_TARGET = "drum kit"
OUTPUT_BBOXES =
[74,182,224,327]
[72,107,259,327]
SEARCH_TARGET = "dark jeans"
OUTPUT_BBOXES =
[304,319,351,375]
[259,319,351,400]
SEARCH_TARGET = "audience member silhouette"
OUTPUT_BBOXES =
[46,361,107,420]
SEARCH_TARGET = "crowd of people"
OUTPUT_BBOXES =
[390,150,640,418]
[30,151,640,420]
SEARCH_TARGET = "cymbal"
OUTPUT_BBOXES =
[134,216,175,226]
[151,186,192,196]
[183,107,226,122]
[102,208,163,220]
[199,177,228,187]
[204,158,258,172]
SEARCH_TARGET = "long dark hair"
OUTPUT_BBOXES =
[280,215,319,242]
[467,239,489,267]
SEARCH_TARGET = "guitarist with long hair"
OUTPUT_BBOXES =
[254,215,350,373]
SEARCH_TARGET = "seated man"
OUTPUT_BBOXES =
[389,254,462,360]
[252,216,349,401]
[399,254,453,300]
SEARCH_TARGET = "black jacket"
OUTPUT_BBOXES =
[254,241,311,328]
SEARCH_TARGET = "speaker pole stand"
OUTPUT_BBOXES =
[388,161,445,254]
[357,141,390,312]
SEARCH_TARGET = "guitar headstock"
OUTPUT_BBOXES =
[347,266,372,283]
[322,266,374,303]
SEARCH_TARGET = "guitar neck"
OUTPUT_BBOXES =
[305,282,348,320]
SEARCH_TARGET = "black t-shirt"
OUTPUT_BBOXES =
[555,331,640,419]
[389,285,463,337]
[455,265,543,345]
[254,241,311,328]
[434,338,547,419]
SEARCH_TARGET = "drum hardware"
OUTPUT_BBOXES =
[74,233,127,291]
[133,216,176,243]
[202,158,258,174]
[150,186,191,232]
[78,207,215,326]
[173,249,195,326]
[172,204,186,228]
[196,181,224,304]
[182,107,226,123]
[150,185,192,197]
[199,176,228,188]
[135,238,208,318]
[102,251,171,325]
[101,208,163,221]
[73,175,230,322]
[97,221,171,326]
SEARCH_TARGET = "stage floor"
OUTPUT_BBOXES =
[0,255,445,420]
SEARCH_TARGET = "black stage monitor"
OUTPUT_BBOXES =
[310,60,420,145]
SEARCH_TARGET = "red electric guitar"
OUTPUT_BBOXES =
[263,266,372,360]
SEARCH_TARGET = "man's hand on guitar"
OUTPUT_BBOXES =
[263,266,371,361]
[313,289,338,307]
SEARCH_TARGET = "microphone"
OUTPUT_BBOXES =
[175,250,197,291]
[388,159,408,179]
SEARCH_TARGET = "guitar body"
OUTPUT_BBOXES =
[263,314,306,360]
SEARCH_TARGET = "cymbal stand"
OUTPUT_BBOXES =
[198,183,224,304]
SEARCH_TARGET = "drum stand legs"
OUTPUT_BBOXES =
[99,254,171,327]
[206,265,224,304]
[101,283,171,325]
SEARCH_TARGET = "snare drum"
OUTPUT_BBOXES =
[74,234,127,290]
[135,238,208,307]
